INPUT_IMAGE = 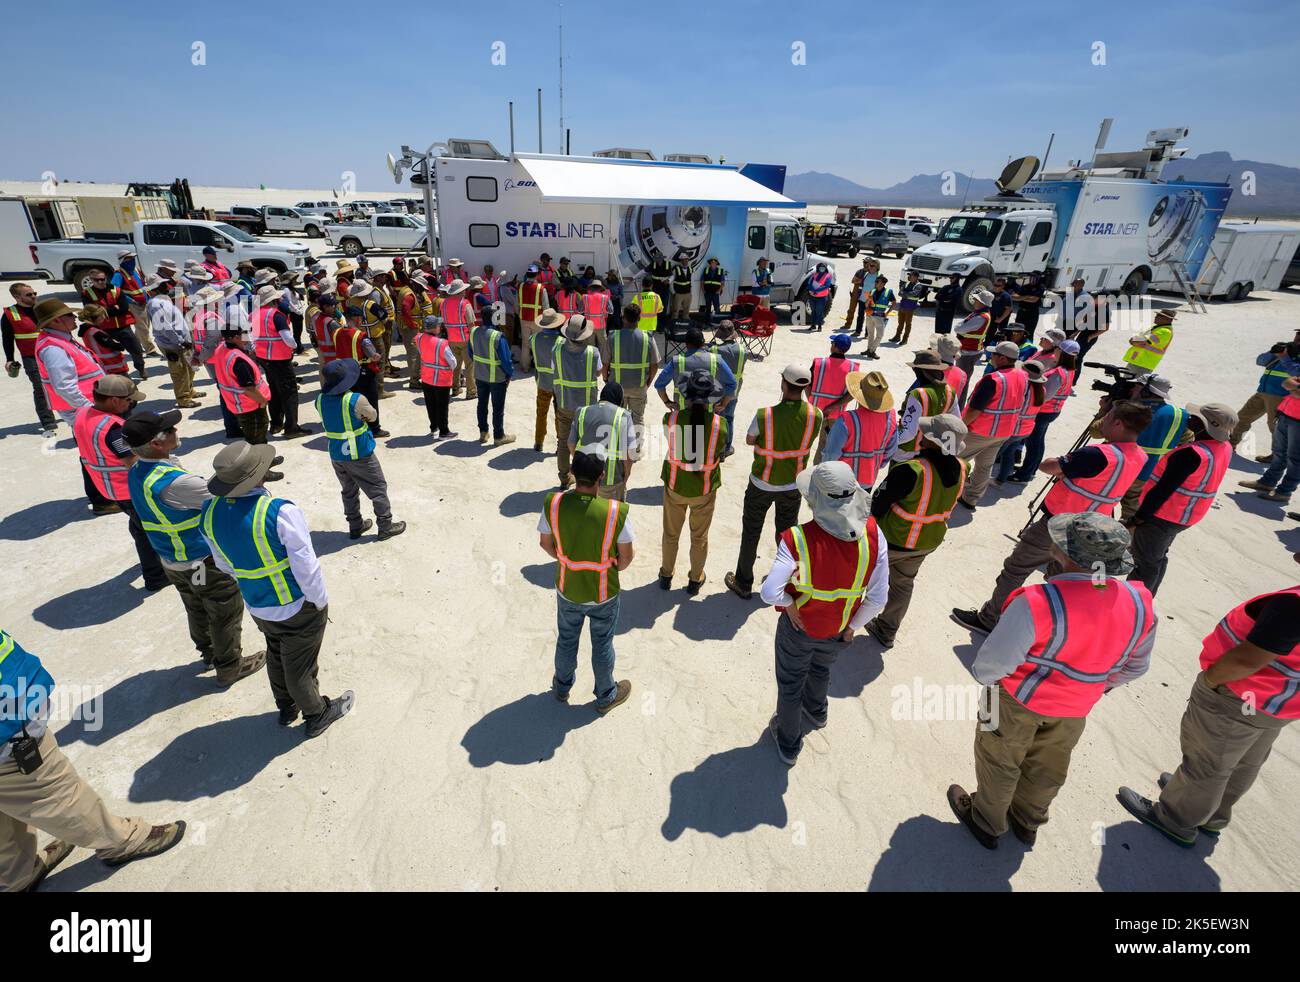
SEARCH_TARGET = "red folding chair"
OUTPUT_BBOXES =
[731,294,777,359]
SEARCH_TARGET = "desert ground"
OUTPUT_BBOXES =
[1,192,1297,892]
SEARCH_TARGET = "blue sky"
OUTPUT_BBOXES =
[5,0,1298,192]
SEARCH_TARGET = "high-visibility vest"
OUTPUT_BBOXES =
[838,407,898,487]
[1200,586,1300,719]
[1138,404,1189,461]
[128,459,210,564]
[672,350,719,409]
[1041,365,1073,415]
[1044,441,1146,516]
[809,356,860,420]
[314,312,336,363]
[417,333,455,387]
[672,264,692,291]
[535,265,556,289]
[80,325,129,374]
[0,630,55,746]
[201,260,232,283]
[1031,345,1061,370]
[779,518,879,640]
[356,295,392,336]
[4,305,40,357]
[752,400,821,487]
[634,291,662,331]
[896,382,950,454]
[702,265,725,291]
[714,341,747,395]
[1001,578,1155,717]
[415,289,435,324]
[868,287,894,315]
[191,308,222,363]
[608,329,652,389]
[519,281,547,323]
[200,493,304,609]
[442,294,475,343]
[556,290,579,316]
[1256,355,1296,396]
[1146,439,1230,527]
[576,403,629,486]
[213,345,270,414]
[583,291,610,331]
[471,325,507,383]
[552,340,599,411]
[1281,391,1300,420]
[808,271,832,298]
[252,306,294,361]
[82,285,132,329]
[544,489,628,604]
[1013,386,1044,438]
[663,410,724,497]
[35,331,104,410]
[943,364,967,405]
[956,310,991,351]
[116,266,148,306]
[1123,325,1172,372]
[482,277,501,304]
[315,391,376,461]
[881,455,968,550]
[330,326,367,365]
[965,367,1029,438]
[531,329,562,393]
[74,406,131,500]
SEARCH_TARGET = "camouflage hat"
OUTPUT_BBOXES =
[1047,512,1133,576]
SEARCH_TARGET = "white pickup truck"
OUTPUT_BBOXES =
[31,219,312,293]
[325,213,430,256]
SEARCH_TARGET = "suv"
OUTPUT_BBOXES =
[856,226,909,258]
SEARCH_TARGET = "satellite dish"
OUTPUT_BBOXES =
[996,155,1040,194]
[386,152,397,179]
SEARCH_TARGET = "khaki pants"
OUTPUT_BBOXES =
[449,341,476,397]
[1153,673,1293,840]
[972,686,1088,837]
[863,315,886,354]
[670,292,692,321]
[893,307,915,342]
[623,388,648,429]
[871,546,936,645]
[535,388,554,448]
[398,324,421,385]
[977,514,1060,628]
[660,485,717,582]
[0,730,152,891]
[129,304,157,354]
[1118,477,1149,524]
[555,406,576,481]
[598,480,627,502]
[958,431,1008,507]
[1230,390,1282,449]
[841,290,858,328]
[163,348,196,403]
[519,320,538,373]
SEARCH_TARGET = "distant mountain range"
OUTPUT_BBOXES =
[786,152,1300,216]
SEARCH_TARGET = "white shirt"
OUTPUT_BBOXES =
[35,331,91,409]
[148,295,191,349]
[759,524,890,630]
[746,413,799,492]
[204,490,328,620]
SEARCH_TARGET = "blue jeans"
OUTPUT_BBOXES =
[722,399,737,452]
[994,437,1026,482]
[476,379,508,439]
[1261,412,1300,496]
[809,295,828,328]
[553,593,620,705]
[1011,411,1059,481]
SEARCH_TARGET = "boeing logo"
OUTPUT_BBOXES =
[1082,221,1140,236]
[503,179,537,191]
[505,221,606,239]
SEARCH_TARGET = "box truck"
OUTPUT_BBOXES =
[1149,222,1300,301]
[426,140,825,319]
[904,127,1232,310]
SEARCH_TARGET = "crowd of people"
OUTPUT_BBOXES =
[0,241,1296,890]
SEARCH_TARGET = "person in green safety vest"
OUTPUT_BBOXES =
[538,450,635,715]
[1123,309,1176,373]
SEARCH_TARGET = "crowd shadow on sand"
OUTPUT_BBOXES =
[661,736,790,840]
[129,711,298,802]
[0,498,90,541]
[828,640,885,698]
[33,568,146,629]
[461,692,599,766]
[57,661,214,748]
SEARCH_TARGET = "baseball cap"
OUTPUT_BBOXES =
[988,340,1021,359]
[94,375,138,399]
[1058,339,1080,355]
[782,363,812,386]
[123,409,182,449]
[830,332,853,351]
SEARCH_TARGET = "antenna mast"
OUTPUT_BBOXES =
[558,3,565,154]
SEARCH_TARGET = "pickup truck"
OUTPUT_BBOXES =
[325,213,429,256]
[31,219,312,293]
[220,205,331,238]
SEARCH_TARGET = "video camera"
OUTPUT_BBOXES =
[1083,361,1140,397]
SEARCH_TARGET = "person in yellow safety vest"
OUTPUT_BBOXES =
[537,449,635,715]
[951,398,1153,635]
[659,370,729,595]
[891,350,954,462]
[530,308,567,453]
[948,512,1155,849]
[865,414,969,649]
[603,303,659,429]
[632,279,665,359]
[725,363,824,600]
[567,381,636,501]
[1123,308,1176,373]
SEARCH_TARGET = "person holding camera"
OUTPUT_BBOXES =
[1231,340,1300,463]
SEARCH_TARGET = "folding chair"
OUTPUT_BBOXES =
[731,294,777,359]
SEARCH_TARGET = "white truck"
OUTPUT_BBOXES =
[31,219,311,292]
[1149,222,1300,301]
[420,138,825,320]
[325,213,431,256]
[904,128,1232,309]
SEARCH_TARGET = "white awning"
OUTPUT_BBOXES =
[514,154,801,208]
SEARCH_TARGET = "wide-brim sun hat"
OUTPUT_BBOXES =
[1047,512,1134,576]
[537,308,566,330]
[208,441,277,497]
[322,357,362,396]
[564,314,593,342]
[845,371,894,412]
[796,461,872,542]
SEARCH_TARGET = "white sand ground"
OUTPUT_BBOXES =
[1,211,1297,892]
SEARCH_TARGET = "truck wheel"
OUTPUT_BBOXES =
[1242,281,1255,299]
[1225,283,1243,302]
[70,264,110,293]
[304,224,322,238]
[341,238,362,257]
[873,246,883,257]
[1119,270,1148,296]
[960,275,993,312]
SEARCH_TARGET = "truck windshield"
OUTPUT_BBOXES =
[213,222,257,242]
[938,217,1002,248]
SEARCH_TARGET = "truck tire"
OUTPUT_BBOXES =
[304,224,322,238]
[960,275,994,312]
[69,263,111,293]
[1119,269,1148,296]
[847,245,859,259]
[1225,283,1243,302]
[1242,281,1255,299]
[340,237,363,257]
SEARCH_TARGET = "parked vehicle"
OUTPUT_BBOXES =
[295,200,346,221]
[835,204,907,223]
[887,219,938,250]
[803,221,858,257]
[1283,243,1300,290]
[1149,222,1300,300]
[325,213,430,255]
[31,219,311,292]
[125,179,205,219]
[848,218,886,237]
[856,226,909,258]
[73,196,171,234]
[904,126,1232,310]
[217,206,268,235]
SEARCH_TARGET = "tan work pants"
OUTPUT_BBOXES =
[660,486,718,582]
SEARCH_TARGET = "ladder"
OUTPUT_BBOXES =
[1167,260,1207,313]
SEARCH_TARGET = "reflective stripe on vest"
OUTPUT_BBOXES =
[1041,366,1073,415]
[665,411,723,495]
[418,334,455,387]
[1149,440,1229,526]
[136,462,205,562]
[788,525,871,634]
[897,385,946,452]
[75,407,129,500]
[577,405,628,485]
[82,326,129,374]
[443,295,475,342]
[5,306,39,343]
[966,368,1029,438]
[553,340,598,406]
[839,408,897,487]
[314,312,336,362]
[583,292,610,331]
[252,306,293,360]
[1046,442,1145,515]
[609,330,650,388]
[35,333,104,410]
[810,357,859,417]
[1138,405,1188,458]
[316,391,372,460]
[755,403,817,484]
[635,292,660,331]
[550,490,619,603]
[472,326,505,383]
[202,495,297,606]
[214,346,269,413]
[1200,587,1300,718]
[519,282,546,322]
[887,457,968,549]
[674,351,718,409]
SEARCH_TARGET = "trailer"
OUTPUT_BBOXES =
[428,141,823,317]
[834,205,907,223]
[1150,222,1300,301]
[73,195,171,234]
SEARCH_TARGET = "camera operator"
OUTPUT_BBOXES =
[1231,339,1300,463]
[1115,373,1191,523]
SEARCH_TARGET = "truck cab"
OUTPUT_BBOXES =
[743,210,827,323]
